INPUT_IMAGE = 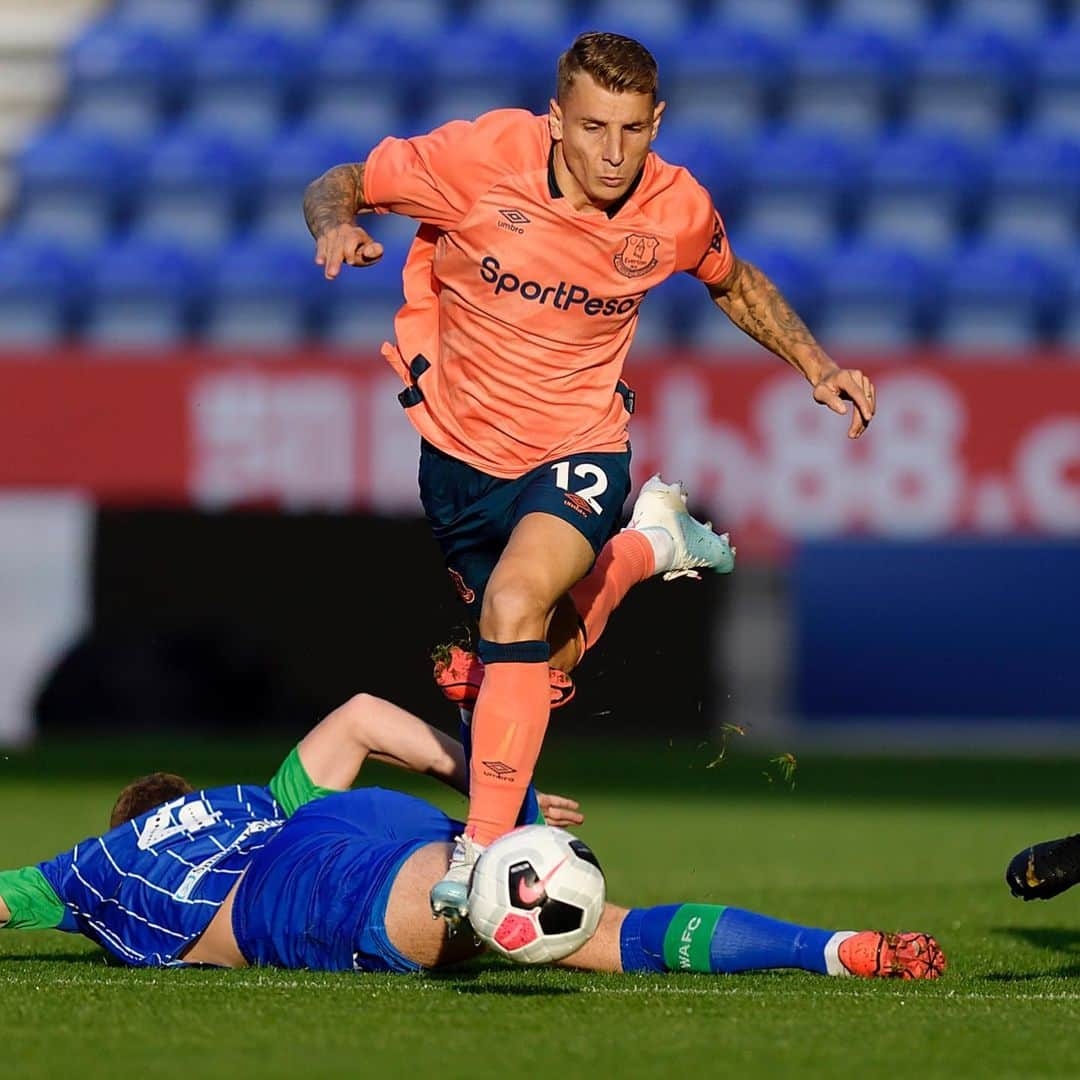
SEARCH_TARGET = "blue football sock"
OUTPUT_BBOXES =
[619,904,838,975]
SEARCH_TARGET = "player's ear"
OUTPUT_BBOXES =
[651,99,666,139]
[549,98,564,141]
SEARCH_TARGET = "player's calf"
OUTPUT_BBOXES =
[1006,834,1080,901]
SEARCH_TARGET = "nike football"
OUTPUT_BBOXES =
[468,825,606,964]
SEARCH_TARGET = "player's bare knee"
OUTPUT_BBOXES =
[480,580,550,641]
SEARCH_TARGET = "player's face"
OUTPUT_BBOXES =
[550,74,665,209]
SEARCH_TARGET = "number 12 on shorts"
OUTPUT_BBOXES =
[551,461,608,514]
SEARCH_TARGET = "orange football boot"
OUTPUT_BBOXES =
[838,931,946,980]
[432,644,575,709]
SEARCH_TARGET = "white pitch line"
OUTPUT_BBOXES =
[4,975,1080,1002]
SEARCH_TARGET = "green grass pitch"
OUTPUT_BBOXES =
[3,737,1080,1079]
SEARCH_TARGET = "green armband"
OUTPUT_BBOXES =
[0,867,66,931]
[268,746,340,817]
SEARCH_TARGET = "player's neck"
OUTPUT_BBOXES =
[551,143,614,215]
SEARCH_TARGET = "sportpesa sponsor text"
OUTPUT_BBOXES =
[479,256,644,316]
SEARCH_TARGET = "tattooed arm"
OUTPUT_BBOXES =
[709,257,877,439]
[303,162,384,280]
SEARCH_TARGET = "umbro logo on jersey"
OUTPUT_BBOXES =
[498,208,530,234]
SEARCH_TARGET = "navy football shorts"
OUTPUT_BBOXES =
[418,439,632,616]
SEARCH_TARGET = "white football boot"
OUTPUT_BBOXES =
[626,474,736,580]
[430,833,485,923]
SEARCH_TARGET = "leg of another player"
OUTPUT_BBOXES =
[559,903,946,980]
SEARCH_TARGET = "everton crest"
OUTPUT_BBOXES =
[614,233,659,278]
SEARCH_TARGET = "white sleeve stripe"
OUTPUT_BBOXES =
[69,861,189,940]
[68,902,145,963]
[96,837,217,907]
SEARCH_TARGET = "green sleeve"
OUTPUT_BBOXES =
[0,867,66,931]
[268,746,341,817]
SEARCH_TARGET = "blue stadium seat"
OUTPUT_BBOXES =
[786,25,911,135]
[229,0,337,34]
[1063,255,1080,346]
[862,129,987,253]
[656,271,729,353]
[85,239,205,346]
[705,0,808,37]
[0,237,83,344]
[741,127,865,243]
[1032,27,1080,136]
[65,20,187,139]
[466,0,574,35]
[984,132,1080,250]
[304,89,400,148]
[113,0,215,35]
[184,22,318,137]
[949,0,1049,38]
[908,25,1032,138]
[320,294,403,349]
[183,85,286,142]
[735,237,823,320]
[256,125,364,240]
[429,25,554,108]
[585,0,695,60]
[138,125,266,248]
[14,126,140,245]
[340,0,449,42]
[628,288,681,351]
[828,0,935,40]
[16,124,137,202]
[205,237,325,349]
[664,24,787,137]
[939,242,1065,351]
[312,234,414,346]
[189,23,314,113]
[309,20,428,99]
[416,87,530,132]
[819,241,937,349]
[651,123,747,208]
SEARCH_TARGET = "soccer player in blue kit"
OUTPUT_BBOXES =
[0,694,944,980]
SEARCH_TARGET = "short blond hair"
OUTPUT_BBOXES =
[557,31,658,101]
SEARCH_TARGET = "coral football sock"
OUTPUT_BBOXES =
[569,529,655,655]
[465,639,552,846]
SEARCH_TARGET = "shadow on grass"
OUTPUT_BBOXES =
[981,926,1080,980]
[992,926,1080,954]
[426,968,580,997]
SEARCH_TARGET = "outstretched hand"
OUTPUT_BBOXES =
[315,224,384,280]
[812,366,876,439]
[537,792,584,828]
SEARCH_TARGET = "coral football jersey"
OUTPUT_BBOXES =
[363,109,733,478]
